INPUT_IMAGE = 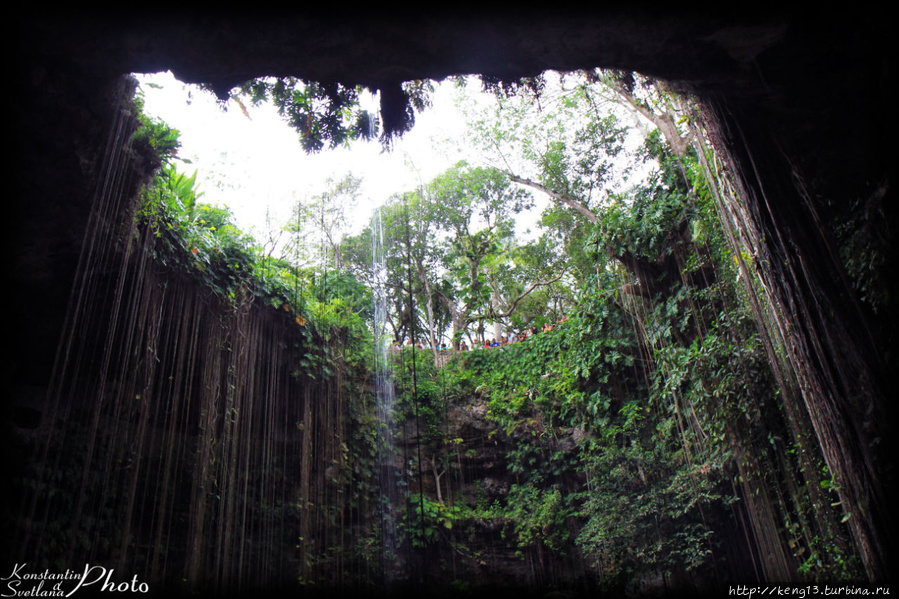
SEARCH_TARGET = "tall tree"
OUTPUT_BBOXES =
[284,173,362,271]
[341,192,445,352]
[424,162,539,344]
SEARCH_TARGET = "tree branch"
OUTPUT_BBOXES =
[478,269,570,322]
[507,174,598,224]
[602,78,693,158]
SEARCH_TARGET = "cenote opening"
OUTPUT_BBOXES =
[7,14,895,599]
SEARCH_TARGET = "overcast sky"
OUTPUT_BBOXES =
[135,72,479,240]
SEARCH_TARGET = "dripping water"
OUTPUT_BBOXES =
[371,208,405,587]
[15,76,345,593]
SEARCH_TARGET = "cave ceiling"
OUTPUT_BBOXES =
[17,11,889,204]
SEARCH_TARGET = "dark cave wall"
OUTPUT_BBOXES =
[12,64,124,388]
[9,10,895,584]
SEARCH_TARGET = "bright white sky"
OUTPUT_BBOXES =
[134,70,652,256]
[135,72,482,241]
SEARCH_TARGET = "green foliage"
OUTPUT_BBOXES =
[503,484,573,552]
[390,348,447,441]
[131,89,181,168]
[342,192,441,345]
[286,173,363,270]
[400,494,466,548]
[575,415,724,581]
[233,77,378,153]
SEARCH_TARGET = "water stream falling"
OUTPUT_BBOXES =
[371,208,406,587]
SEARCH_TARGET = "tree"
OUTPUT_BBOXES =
[461,70,708,295]
[341,192,443,351]
[341,161,567,352]
[424,162,541,344]
[284,173,362,271]
[462,71,640,224]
